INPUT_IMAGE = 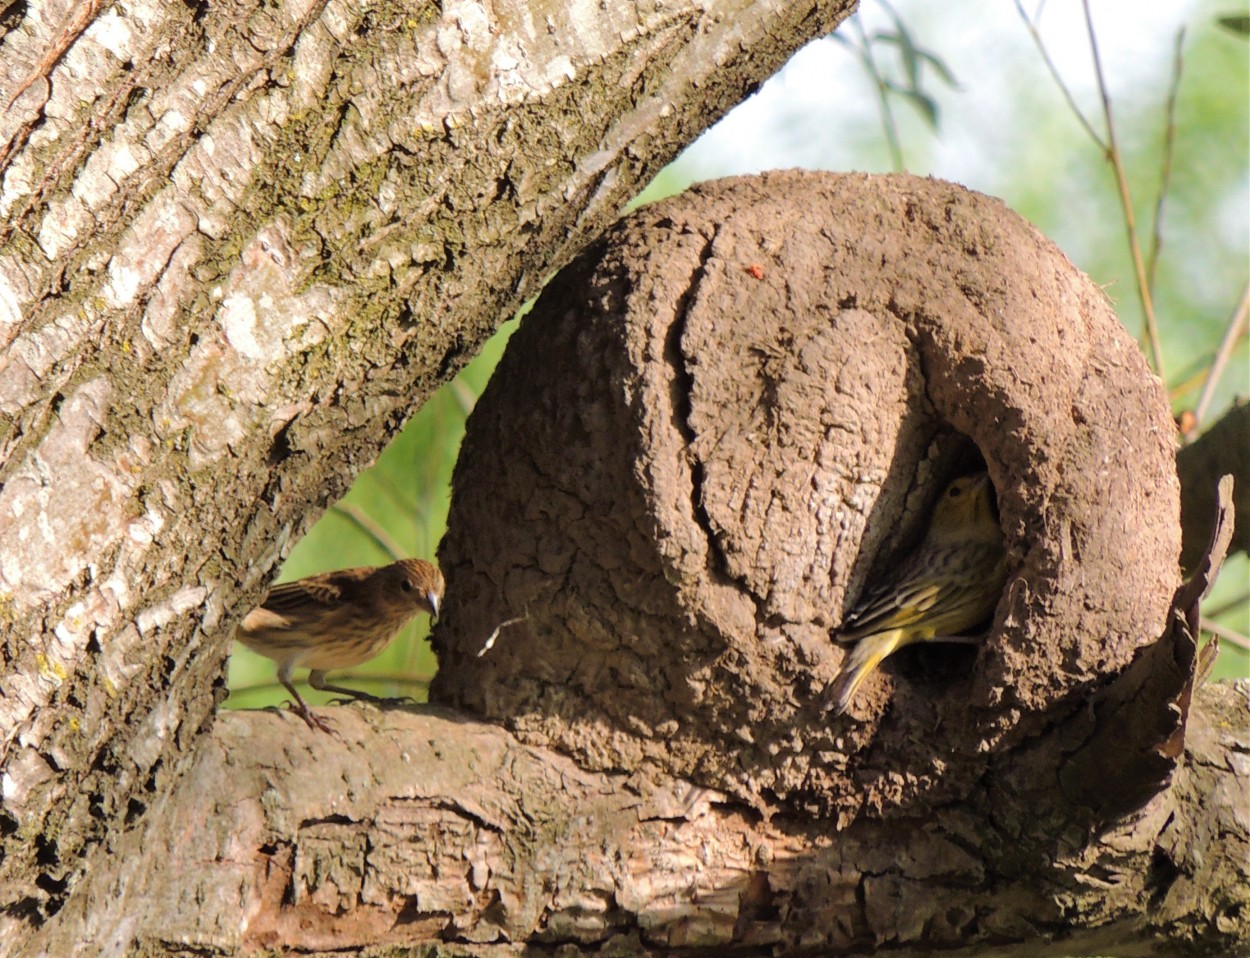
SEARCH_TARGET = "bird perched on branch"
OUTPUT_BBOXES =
[829,472,1008,715]
[235,558,444,732]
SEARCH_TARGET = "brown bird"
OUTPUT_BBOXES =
[235,558,444,732]
[829,472,1007,715]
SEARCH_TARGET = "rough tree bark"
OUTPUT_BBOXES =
[27,682,1249,956]
[0,1,857,953]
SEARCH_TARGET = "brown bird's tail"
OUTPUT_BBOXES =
[828,630,902,715]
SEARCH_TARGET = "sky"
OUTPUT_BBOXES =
[675,0,1208,192]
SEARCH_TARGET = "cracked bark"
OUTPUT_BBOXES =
[0,1,857,952]
[27,684,1250,956]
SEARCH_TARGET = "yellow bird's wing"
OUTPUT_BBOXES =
[839,578,943,640]
[842,576,1001,643]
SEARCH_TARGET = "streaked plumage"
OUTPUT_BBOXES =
[236,558,444,732]
[829,472,1007,715]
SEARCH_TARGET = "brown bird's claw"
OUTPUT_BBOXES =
[325,689,384,704]
[281,700,338,735]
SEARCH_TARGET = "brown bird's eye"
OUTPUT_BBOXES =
[401,579,414,592]
[948,483,964,498]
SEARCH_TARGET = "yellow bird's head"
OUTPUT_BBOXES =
[926,472,1001,546]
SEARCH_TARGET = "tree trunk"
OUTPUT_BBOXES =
[24,682,1250,956]
[0,1,856,952]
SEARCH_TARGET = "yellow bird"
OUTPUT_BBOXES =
[829,472,1008,715]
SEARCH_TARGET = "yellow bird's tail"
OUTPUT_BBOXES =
[829,630,903,715]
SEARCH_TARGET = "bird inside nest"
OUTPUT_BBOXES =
[828,471,1008,715]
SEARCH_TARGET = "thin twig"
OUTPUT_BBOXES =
[1081,0,1167,390]
[852,13,905,172]
[368,465,425,520]
[451,379,479,417]
[328,502,408,560]
[1206,590,1250,622]
[1013,0,1104,146]
[1191,282,1250,434]
[1168,363,1209,402]
[1201,617,1250,653]
[1146,28,1185,298]
[322,672,432,687]
[476,615,528,657]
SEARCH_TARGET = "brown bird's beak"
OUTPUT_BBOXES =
[428,591,441,621]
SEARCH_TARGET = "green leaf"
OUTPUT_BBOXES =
[1216,14,1250,37]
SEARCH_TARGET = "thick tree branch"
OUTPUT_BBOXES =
[29,683,1246,956]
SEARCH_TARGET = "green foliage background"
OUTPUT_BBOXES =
[228,2,1248,711]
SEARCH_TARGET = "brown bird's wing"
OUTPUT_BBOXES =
[259,566,374,616]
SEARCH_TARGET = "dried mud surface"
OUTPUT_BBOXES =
[432,171,1180,819]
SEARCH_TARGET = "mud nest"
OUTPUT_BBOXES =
[431,171,1180,818]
